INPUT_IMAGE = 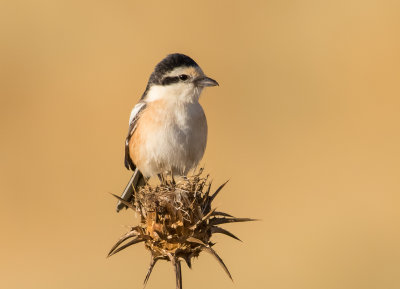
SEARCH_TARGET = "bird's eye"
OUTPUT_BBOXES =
[179,74,189,81]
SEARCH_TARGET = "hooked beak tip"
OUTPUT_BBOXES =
[195,76,219,87]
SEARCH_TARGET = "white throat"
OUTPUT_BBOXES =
[145,83,202,104]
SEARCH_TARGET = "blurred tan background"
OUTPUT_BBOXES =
[1,0,400,288]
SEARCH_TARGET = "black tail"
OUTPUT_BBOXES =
[116,169,145,212]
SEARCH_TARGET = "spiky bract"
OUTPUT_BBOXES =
[109,169,254,289]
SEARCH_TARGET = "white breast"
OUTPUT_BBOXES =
[135,97,207,177]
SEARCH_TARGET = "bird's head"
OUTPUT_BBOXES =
[143,53,218,103]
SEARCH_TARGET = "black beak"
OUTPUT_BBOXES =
[194,76,219,87]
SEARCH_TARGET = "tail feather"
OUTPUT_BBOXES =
[116,169,145,212]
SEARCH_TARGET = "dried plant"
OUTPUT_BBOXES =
[109,169,255,289]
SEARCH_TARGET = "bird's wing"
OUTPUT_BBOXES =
[124,102,147,170]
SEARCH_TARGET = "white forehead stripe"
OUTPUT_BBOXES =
[165,66,203,77]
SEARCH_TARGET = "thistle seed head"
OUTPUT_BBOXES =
[109,169,255,289]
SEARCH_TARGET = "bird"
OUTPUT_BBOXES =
[116,53,219,212]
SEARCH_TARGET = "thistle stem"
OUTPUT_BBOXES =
[174,260,182,289]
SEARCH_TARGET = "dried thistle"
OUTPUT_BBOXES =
[109,169,255,289]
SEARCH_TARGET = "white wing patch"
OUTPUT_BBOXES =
[129,102,146,124]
